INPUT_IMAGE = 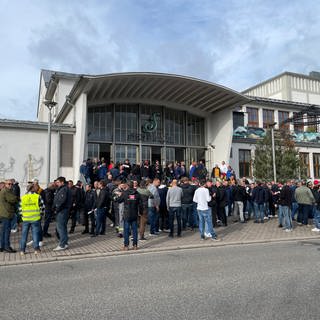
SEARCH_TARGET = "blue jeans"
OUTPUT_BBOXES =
[20,220,41,252]
[278,205,284,226]
[95,208,106,235]
[181,204,193,229]
[124,219,138,247]
[298,204,312,225]
[0,218,12,249]
[246,200,254,219]
[10,213,17,230]
[197,209,217,239]
[279,205,292,230]
[265,202,270,217]
[56,209,69,248]
[148,207,159,234]
[43,209,53,234]
[169,207,182,236]
[291,202,299,220]
[254,203,265,222]
[192,202,199,227]
[313,208,320,229]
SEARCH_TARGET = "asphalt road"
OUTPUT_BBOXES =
[1,240,320,320]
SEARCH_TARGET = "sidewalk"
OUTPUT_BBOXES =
[1,218,319,266]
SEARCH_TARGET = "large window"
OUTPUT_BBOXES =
[239,149,251,178]
[293,112,304,132]
[187,114,205,146]
[300,153,310,178]
[115,105,138,142]
[307,115,318,132]
[246,107,259,127]
[278,111,290,130]
[115,145,137,164]
[263,109,274,128]
[165,108,185,145]
[313,154,320,178]
[87,105,113,141]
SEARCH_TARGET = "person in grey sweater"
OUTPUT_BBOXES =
[166,180,183,237]
[295,181,315,225]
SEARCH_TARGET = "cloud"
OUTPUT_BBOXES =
[1,0,320,120]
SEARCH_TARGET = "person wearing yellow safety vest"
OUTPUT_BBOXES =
[19,184,45,255]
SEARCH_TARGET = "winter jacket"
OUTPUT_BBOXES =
[295,186,315,205]
[252,186,265,204]
[95,188,110,209]
[217,186,227,207]
[180,184,196,205]
[53,185,72,213]
[137,187,153,213]
[121,188,142,220]
[232,185,246,202]
[41,187,55,211]
[278,185,293,207]
[84,190,96,212]
[0,188,19,219]
[158,185,168,209]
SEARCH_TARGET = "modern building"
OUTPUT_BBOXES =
[231,71,320,179]
[1,69,320,187]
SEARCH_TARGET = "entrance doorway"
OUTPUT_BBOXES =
[88,143,111,164]
[151,146,161,163]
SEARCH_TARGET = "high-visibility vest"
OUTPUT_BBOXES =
[21,193,41,222]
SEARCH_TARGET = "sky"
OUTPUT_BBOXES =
[0,0,320,120]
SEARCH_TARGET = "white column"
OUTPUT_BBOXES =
[274,110,279,129]
[309,152,314,179]
[289,111,294,131]
[258,108,263,128]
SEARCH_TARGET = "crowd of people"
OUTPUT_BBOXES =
[1,158,320,254]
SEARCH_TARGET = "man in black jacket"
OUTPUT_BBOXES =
[252,182,266,223]
[232,180,247,223]
[41,182,55,237]
[94,180,110,236]
[53,177,71,251]
[68,180,83,234]
[180,177,197,229]
[82,184,96,234]
[278,181,293,231]
[216,180,228,226]
[119,182,142,250]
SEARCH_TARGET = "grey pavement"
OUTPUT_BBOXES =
[1,217,319,266]
[1,241,320,320]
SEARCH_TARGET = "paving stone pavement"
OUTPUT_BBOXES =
[1,217,319,266]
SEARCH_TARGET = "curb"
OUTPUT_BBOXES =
[1,235,319,267]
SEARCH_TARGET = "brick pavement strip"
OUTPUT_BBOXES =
[1,218,319,266]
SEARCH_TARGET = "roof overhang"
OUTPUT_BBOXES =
[0,119,76,132]
[54,72,251,122]
[85,73,250,112]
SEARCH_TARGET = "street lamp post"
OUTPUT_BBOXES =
[44,100,57,186]
[270,122,277,182]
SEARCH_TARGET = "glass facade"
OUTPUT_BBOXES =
[263,109,274,128]
[87,106,112,141]
[87,103,205,164]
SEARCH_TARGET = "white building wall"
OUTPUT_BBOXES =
[207,108,233,170]
[229,142,256,178]
[0,127,59,190]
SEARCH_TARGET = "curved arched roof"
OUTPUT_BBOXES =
[84,72,250,112]
[44,71,251,121]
